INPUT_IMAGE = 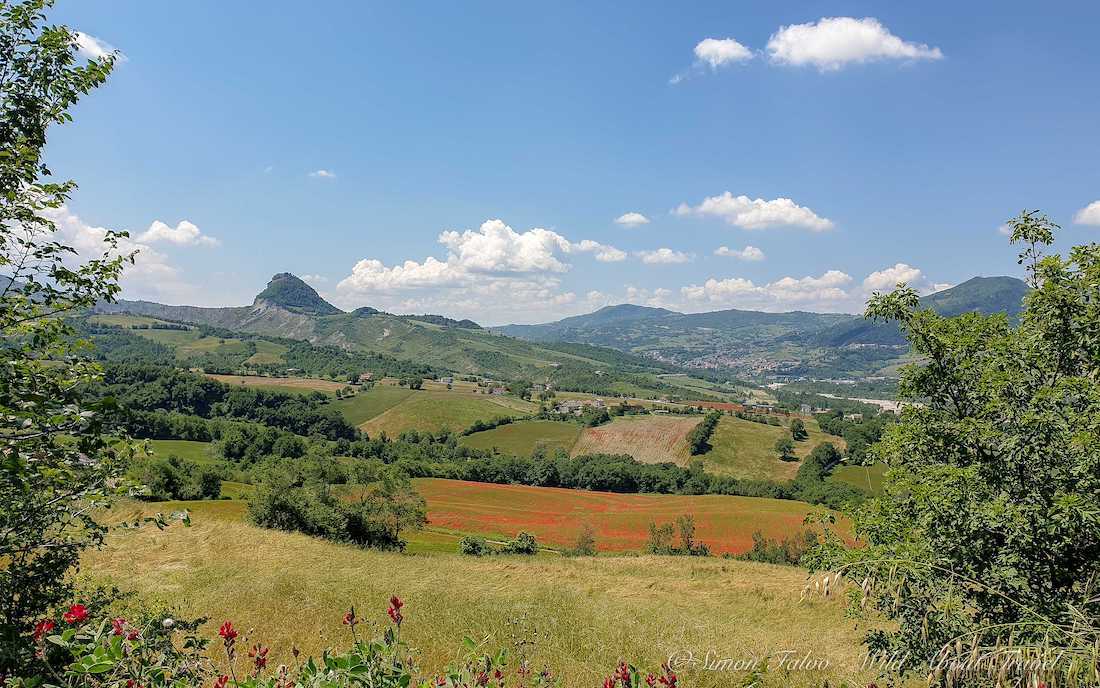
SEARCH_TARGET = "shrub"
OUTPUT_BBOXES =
[139,456,223,501]
[789,418,808,441]
[499,531,539,555]
[774,435,795,461]
[565,523,598,556]
[458,535,491,556]
[737,530,818,566]
[647,514,709,556]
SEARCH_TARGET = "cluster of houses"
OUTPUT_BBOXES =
[552,398,605,415]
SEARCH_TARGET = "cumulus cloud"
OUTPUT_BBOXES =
[675,192,834,231]
[1074,201,1100,226]
[671,36,753,83]
[637,248,692,264]
[862,262,924,292]
[41,206,206,304]
[715,245,765,261]
[679,270,853,311]
[74,32,124,62]
[136,220,219,247]
[334,219,628,324]
[766,17,943,71]
[614,212,650,227]
[309,169,336,179]
[694,38,754,68]
[997,224,1012,236]
[300,274,328,284]
[573,239,627,262]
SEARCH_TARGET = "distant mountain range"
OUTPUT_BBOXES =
[93,272,1028,381]
[497,276,1029,377]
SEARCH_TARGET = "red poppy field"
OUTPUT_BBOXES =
[412,477,829,555]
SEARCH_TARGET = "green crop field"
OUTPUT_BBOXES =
[145,439,217,464]
[243,339,288,365]
[360,391,538,436]
[331,386,416,426]
[699,416,846,481]
[86,497,871,688]
[458,420,581,455]
[207,374,347,395]
[830,462,887,494]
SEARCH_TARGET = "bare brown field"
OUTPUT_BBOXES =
[571,415,702,464]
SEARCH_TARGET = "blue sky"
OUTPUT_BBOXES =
[47,1,1100,324]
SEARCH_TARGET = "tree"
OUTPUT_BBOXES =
[774,435,795,461]
[0,0,134,673]
[789,418,808,441]
[811,212,1100,687]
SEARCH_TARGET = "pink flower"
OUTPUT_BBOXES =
[112,617,127,636]
[249,644,269,671]
[213,675,229,688]
[63,604,88,625]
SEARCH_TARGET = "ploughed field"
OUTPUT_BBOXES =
[569,415,702,464]
[85,497,873,688]
[411,478,826,555]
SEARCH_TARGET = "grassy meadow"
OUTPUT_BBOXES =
[207,374,347,395]
[699,417,847,481]
[830,462,887,495]
[331,385,416,425]
[84,498,873,688]
[458,420,582,455]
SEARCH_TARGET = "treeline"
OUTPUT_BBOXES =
[686,411,721,454]
[102,364,357,440]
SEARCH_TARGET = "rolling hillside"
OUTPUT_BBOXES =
[90,273,683,395]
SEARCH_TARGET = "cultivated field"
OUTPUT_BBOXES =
[458,420,582,455]
[331,386,416,425]
[413,478,825,555]
[85,499,872,688]
[145,439,217,464]
[570,415,701,464]
[700,416,846,481]
[360,391,538,436]
[207,374,348,394]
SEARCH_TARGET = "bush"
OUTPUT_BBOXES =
[737,530,818,566]
[774,435,795,461]
[458,535,491,556]
[647,514,709,556]
[500,531,539,555]
[789,418,808,441]
[565,523,598,556]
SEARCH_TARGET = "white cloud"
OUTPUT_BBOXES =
[1073,200,1100,226]
[614,212,650,227]
[766,17,943,71]
[309,169,336,179]
[694,38,754,68]
[136,220,219,247]
[301,274,328,284]
[573,239,627,262]
[637,248,692,264]
[334,219,627,324]
[679,270,854,311]
[862,262,924,292]
[41,206,206,304]
[715,245,765,261]
[74,32,124,62]
[675,192,834,231]
[997,223,1012,236]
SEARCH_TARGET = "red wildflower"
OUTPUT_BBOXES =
[475,671,489,687]
[342,609,357,626]
[645,675,657,687]
[616,661,631,684]
[603,678,615,688]
[32,619,55,642]
[63,604,88,625]
[387,596,404,626]
[126,680,143,688]
[112,617,127,636]
[218,621,238,641]
[213,675,229,688]
[249,644,270,671]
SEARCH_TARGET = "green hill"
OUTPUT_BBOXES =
[253,273,343,315]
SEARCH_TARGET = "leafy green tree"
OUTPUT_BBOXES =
[789,418,808,441]
[0,0,136,672]
[774,435,795,461]
[811,211,1100,687]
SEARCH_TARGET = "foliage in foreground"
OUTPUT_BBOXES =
[809,212,1100,687]
[15,596,683,688]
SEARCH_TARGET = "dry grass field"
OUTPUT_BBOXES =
[700,416,847,481]
[570,415,702,464]
[207,374,348,394]
[84,498,875,688]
